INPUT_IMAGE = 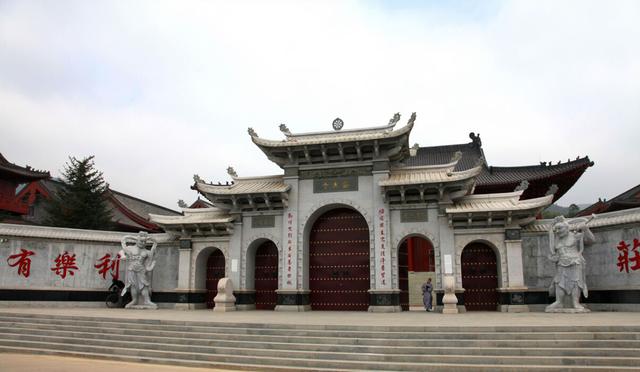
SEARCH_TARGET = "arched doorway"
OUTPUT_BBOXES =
[206,249,225,309]
[461,242,498,311]
[309,207,370,311]
[254,240,278,310]
[398,236,435,311]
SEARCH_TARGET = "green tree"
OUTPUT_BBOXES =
[45,156,113,230]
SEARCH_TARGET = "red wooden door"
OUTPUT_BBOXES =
[309,208,370,311]
[461,243,498,311]
[206,250,225,309]
[255,241,278,310]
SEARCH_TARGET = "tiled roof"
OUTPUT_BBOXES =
[150,207,233,226]
[0,153,50,181]
[446,191,553,213]
[476,158,593,186]
[109,190,181,218]
[577,183,640,216]
[380,162,482,187]
[403,140,592,201]
[196,175,290,195]
[404,142,484,171]
[250,121,414,148]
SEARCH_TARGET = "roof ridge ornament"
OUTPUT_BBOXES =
[515,180,530,192]
[388,112,401,126]
[469,132,482,147]
[474,156,485,168]
[227,166,238,178]
[279,123,292,136]
[177,199,188,208]
[410,143,420,157]
[407,112,416,126]
[332,118,344,131]
[247,128,258,137]
[193,174,204,184]
[546,184,559,196]
[450,151,462,163]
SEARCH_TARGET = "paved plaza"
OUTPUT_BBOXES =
[2,307,639,328]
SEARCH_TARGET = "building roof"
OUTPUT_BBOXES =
[403,135,593,202]
[194,174,290,196]
[189,197,214,209]
[105,189,181,232]
[525,206,640,233]
[445,191,553,214]
[577,183,640,217]
[380,160,483,187]
[0,153,50,182]
[149,207,233,226]
[249,115,414,148]
[16,178,180,233]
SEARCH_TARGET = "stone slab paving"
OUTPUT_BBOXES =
[1,307,638,328]
[0,353,232,372]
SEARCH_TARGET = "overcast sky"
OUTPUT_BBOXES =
[1,0,639,210]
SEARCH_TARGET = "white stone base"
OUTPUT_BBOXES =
[275,304,311,312]
[125,303,158,310]
[368,305,402,313]
[213,302,236,312]
[499,304,530,313]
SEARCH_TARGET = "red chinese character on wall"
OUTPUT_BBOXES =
[94,253,120,280]
[7,249,35,278]
[51,251,79,279]
[631,239,640,271]
[617,239,640,273]
[617,240,630,272]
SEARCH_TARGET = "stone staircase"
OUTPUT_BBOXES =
[0,312,639,371]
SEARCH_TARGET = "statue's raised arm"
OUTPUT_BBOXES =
[145,236,158,272]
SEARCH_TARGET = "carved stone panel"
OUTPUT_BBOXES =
[400,209,429,223]
[251,215,275,228]
[313,176,358,193]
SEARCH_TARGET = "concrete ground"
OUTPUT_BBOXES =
[1,307,639,371]
[1,307,639,327]
[0,353,232,372]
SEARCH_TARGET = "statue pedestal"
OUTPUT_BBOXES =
[213,278,237,312]
[441,274,458,314]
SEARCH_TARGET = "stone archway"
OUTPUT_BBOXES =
[206,249,225,309]
[308,207,370,311]
[397,235,436,311]
[461,242,498,311]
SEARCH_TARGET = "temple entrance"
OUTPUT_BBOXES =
[254,240,278,310]
[309,207,370,311]
[461,242,498,311]
[398,236,436,311]
[205,249,225,309]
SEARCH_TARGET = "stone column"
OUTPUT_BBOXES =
[276,171,309,311]
[368,170,400,312]
[438,207,464,313]
[174,238,201,310]
[500,228,529,313]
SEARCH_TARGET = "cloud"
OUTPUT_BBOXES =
[1,0,639,208]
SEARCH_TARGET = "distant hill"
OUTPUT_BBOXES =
[542,203,590,218]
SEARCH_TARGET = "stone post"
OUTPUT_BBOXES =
[213,277,236,312]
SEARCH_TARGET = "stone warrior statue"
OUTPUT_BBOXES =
[119,231,158,309]
[545,215,596,313]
